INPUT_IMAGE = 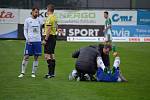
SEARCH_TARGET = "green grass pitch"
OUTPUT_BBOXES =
[0,40,150,100]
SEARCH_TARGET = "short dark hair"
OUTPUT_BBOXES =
[47,4,54,12]
[104,11,109,15]
[32,6,39,11]
[98,44,111,51]
[104,43,112,51]
[30,6,39,15]
[104,45,111,50]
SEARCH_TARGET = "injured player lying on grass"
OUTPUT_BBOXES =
[69,52,127,82]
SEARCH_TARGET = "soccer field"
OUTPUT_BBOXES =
[0,40,150,100]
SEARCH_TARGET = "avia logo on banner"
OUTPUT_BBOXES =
[112,25,150,38]
[112,28,130,37]
[112,14,132,22]
[110,11,137,25]
[0,10,15,18]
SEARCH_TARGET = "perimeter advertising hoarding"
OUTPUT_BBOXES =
[112,25,150,42]
[19,9,137,26]
[0,8,18,24]
[110,11,137,25]
[2,9,150,42]
[19,9,105,25]
[112,25,150,37]
[18,24,104,40]
[0,9,18,38]
[63,25,104,42]
[137,10,150,25]
[0,24,18,38]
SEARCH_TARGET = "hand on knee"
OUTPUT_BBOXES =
[45,55,50,60]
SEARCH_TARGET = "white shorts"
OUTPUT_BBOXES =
[105,30,112,42]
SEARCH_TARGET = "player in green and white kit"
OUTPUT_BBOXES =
[103,11,112,42]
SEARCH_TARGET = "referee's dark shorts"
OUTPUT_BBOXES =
[44,35,57,54]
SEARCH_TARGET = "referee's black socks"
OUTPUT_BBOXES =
[47,59,52,75]
[51,59,56,76]
[47,59,56,76]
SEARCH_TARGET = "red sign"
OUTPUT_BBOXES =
[144,38,150,42]
[0,9,18,23]
[129,38,140,42]
[0,10,15,18]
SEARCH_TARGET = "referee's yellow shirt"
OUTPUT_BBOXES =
[44,14,57,36]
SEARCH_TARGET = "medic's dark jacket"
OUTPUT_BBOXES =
[72,44,110,74]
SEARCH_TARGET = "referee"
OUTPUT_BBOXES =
[43,4,57,78]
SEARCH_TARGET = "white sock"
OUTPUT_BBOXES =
[32,61,38,74]
[21,59,29,74]
[97,57,105,70]
[113,57,120,68]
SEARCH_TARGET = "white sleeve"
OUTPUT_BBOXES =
[24,19,28,41]
[97,56,105,70]
[113,57,120,68]
[38,17,44,25]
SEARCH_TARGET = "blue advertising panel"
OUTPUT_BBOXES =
[0,30,18,38]
[137,10,150,25]
[0,24,18,39]
[112,25,150,37]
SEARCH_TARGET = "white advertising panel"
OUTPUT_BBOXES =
[19,9,105,25]
[67,37,150,42]
[55,10,105,25]
[19,9,137,25]
[19,9,31,24]
[112,37,130,42]
[67,37,105,42]
[110,11,137,25]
